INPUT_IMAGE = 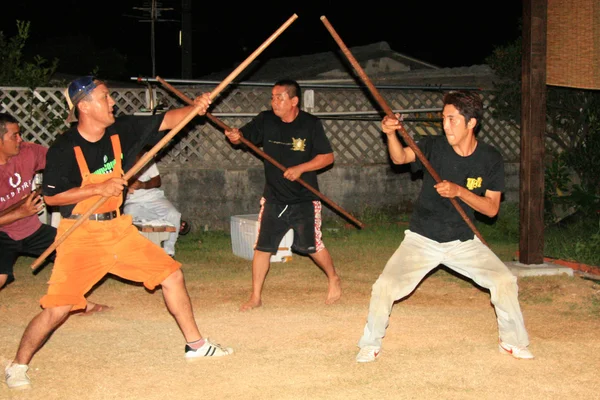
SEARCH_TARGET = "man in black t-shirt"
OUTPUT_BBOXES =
[356,91,533,363]
[225,79,341,311]
[5,76,233,391]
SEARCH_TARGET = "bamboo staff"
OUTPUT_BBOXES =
[320,16,487,246]
[30,14,299,270]
[157,76,364,229]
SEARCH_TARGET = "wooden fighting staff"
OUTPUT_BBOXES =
[156,77,364,229]
[30,14,299,270]
[320,16,487,246]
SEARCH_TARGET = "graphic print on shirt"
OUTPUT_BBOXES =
[1,172,32,204]
[9,172,21,188]
[291,138,306,152]
[267,138,307,152]
[92,153,123,175]
[466,177,483,191]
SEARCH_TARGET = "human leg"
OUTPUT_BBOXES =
[144,195,181,256]
[240,250,272,311]
[123,202,159,224]
[160,268,201,341]
[289,200,341,304]
[8,217,129,388]
[0,225,56,292]
[40,219,122,311]
[77,302,111,316]
[114,229,232,358]
[13,305,72,365]
[309,248,341,304]
[358,231,442,352]
[0,274,8,289]
[23,224,107,313]
[124,195,181,256]
[240,200,288,311]
[0,225,56,291]
[6,305,72,389]
[0,231,19,290]
[442,238,531,350]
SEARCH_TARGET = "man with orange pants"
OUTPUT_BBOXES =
[5,76,233,390]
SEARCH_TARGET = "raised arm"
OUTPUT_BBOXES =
[159,93,211,131]
[382,114,416,165]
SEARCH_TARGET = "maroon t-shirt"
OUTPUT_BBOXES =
[0,142,47,240]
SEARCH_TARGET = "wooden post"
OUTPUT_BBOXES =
[519,0,547,264]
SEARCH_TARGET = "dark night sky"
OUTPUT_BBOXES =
[1,1,523,81]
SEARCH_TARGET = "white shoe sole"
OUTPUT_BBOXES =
[6,382,31,390]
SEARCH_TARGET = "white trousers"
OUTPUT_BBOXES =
[358,230,530,349]
[123,192,181,256]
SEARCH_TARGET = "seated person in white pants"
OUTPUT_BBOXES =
[124,152,181,257]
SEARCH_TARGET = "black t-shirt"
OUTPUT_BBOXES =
[409,135,504,242]
[43,114,166,217]
[241,110,333,204]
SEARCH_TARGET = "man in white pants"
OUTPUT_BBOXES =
[356,91,533,363]
[124,153,181,258]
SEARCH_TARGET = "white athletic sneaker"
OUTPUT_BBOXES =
[499,340,535,360]
[5,363,31,390]
[185,338,234,359]
[356,346,381,363]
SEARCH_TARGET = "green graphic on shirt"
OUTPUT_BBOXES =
[92,153,123,175]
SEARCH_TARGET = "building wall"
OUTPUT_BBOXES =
[159,162,520,232]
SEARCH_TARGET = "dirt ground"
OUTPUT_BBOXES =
[1,255,599,400]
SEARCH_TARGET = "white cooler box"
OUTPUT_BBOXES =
[230,214,293,263]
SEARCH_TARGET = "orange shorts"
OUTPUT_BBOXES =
[40,214,181,311]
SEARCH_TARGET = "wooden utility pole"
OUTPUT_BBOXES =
[133,0,175,77]
[519,0,547,264]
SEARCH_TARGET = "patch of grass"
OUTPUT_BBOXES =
[544,215,600,266]
[6,216,600,328]
[591,298,600,317]
[178,203,598,271]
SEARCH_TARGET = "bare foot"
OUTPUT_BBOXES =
[77,302,112,316]
[240,298,262,312]
[325,276,342,305]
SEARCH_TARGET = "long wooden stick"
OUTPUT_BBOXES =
[30,14,299,270]
[320,16,487,246]
[157,77,365,229]
[207,13,298,101]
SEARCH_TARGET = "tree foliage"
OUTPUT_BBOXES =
[30,35,128,80]
[0,21,58,88]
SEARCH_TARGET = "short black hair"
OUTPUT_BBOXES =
[0,113,18,139]
[274,79,301,106]
[443,91,484,134]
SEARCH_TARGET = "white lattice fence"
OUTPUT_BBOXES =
[1,84,551,167]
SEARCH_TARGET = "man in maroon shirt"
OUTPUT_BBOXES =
[0,113,107,314]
